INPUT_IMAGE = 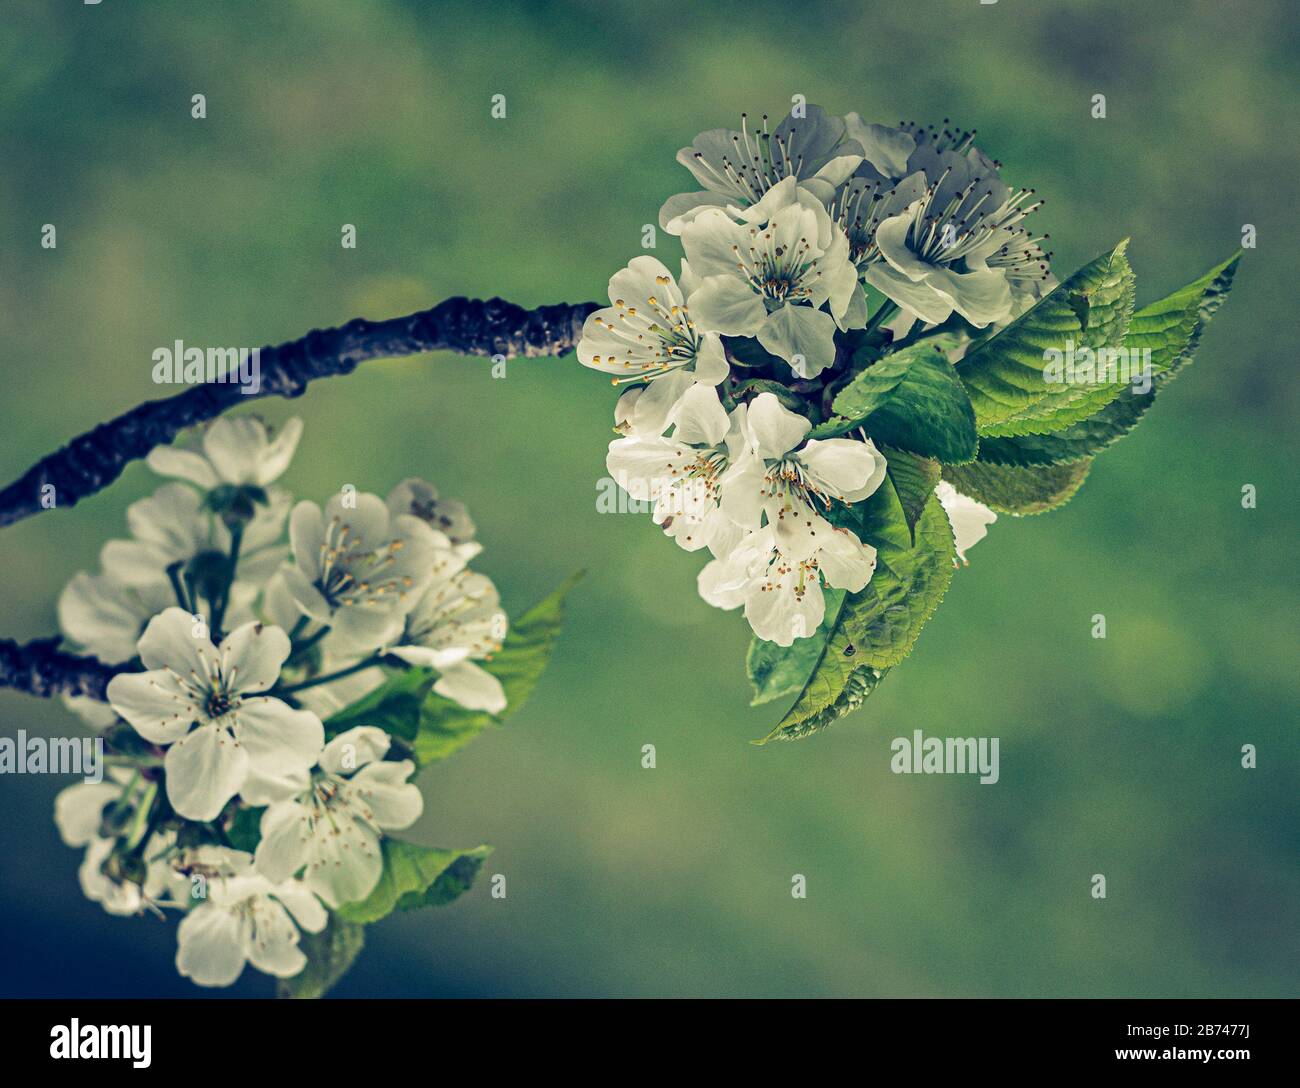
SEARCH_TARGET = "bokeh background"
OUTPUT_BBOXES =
[1,0,1296,998]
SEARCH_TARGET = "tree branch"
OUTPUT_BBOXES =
[0,295,598,530]
[0,637,123,701]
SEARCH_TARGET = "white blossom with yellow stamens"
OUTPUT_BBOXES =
[577,255,729,436]
[680,181,863,379]
[280,490,442,654]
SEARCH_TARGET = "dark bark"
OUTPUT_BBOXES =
[0,295,598,530]
[0,637,123,701]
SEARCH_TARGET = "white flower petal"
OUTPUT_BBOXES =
[936,481,997,563]
[136,607,219,674]
[756,304,839,378]
[288,501,324,581]
[54,781,120,846]
[797,438,887,503]
[244,898,309,979]
[671,383,730,447]
[744,392,812,459]
[255,417,304,485]
[350,760,423,829]
[686,275,768,337]
[818,529,878,592]
[273,883,328,934]
[434,661,506,713]
[176,903,248,987]
[145,447,219,489]
[164,722,249,820]
[253,800,311,884]
[321,726,390,775]
[106,669,203,745]
[232,698,324,805]
[218,621,290,695]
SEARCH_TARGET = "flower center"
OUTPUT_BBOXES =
[732,228,818,304]
[205,691,235,718]
[317,517,415,608]
[596,280,701,385]
[688,113,807,204]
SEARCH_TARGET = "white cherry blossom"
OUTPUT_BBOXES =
[106,609,324,820]
[721,392,887,560]
[577,256,730,436]
[698,523,877,646]
[100,482,288,594]
[173,846,326,988]
[680,183,861,378]
[388,560,510,714]
[254,727,423,908]
[54,774,177,916]
[606,383,748,559]
[659,106,863,233]
[281,491,441,654]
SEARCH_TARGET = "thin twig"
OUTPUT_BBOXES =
[0,637,124,701]
[0,295,598,530]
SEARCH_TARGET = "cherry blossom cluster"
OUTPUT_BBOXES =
[579,106,1018,645]
[53,416,506,987]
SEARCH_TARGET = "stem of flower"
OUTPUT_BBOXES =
[286,626,330,666]
[166,563,191,612]
[274,655,388,696]
[862,299,899,338]
[211,523,243,642]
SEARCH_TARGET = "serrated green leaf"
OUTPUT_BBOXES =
[413,571,583,765]
[334,841,492,925]
[974,253,1241,466]
[942,459,1092,515]
[277,917,366,999]
[831,343,978,462]
[883,448,941,541]
[756,665,890,743]
[746,589,846,706]
[957,241,1134,432]
[758,486,953,742]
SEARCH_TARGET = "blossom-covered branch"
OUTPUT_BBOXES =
[0,296,597,530]
[0,636,121,700]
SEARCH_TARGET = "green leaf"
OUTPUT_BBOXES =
[324,667,435,743]
[334,841,492,925]
[746,589,846,707]
[831,343,978,463]
[973,252,1241,466]
[941,459,1092,515]
[756,665,889,743]
[883,448,941,541]
[956,241,1135,433]
[756,486,954,743]
[413,571,584,764]
[277,917,366,999]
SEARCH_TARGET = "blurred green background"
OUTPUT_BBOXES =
[1,0,1296,998]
